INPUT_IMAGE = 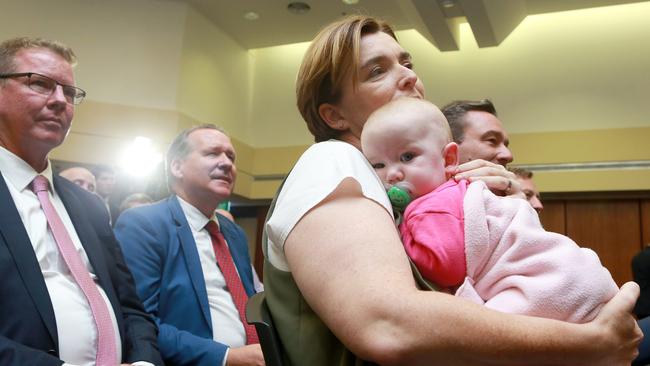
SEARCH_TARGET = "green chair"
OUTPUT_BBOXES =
[246,292,285,366]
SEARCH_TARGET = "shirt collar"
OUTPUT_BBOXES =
[176,195,219,232]
[0,146,54,192]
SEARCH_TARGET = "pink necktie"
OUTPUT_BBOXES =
[205,220,259,344]
[31,175,118,366]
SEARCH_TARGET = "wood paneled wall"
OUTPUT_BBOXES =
[540,194,650,286]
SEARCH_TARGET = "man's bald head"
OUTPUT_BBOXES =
[59,166,96,193]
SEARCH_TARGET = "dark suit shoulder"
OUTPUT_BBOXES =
[633,248,650,269]
[54,175,99,203]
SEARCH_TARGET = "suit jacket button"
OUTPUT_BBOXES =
[47,349,57,355]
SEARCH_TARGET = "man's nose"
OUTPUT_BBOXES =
[47,85,68,108]
[217,155,233,171]
[497,145,514,166]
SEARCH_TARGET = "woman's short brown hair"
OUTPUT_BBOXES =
[296,15,396,142]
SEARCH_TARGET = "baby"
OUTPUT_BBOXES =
[360,97,617,323]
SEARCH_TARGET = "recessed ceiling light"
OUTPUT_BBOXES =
[243,11,259,20]
[342,0,359,4]
[287,2,311,14]
[441,0,455,8]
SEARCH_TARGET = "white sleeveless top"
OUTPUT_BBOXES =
[266,140,393,271]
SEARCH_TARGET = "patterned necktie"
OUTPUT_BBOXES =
[205,220,259,344]
[31,175,118,365]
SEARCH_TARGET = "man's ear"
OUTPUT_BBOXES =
[442,142,459,179]
[170,159,184,180]
[318,103,348,131]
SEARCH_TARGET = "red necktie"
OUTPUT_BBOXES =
[31,175,118,365]
[205,220,259,344]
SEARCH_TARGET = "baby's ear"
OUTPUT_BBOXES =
[442,142,459,179]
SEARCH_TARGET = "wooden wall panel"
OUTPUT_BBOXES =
[566,200,641,286]
[254,206,269,281]
[539,201,566,235]
[642,200,650,247]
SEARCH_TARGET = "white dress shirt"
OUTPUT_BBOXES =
[0,146,124,365]
[177,196,247,365]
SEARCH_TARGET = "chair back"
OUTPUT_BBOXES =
[246,292,285,366]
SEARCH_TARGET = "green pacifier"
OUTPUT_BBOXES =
[387,185,412,213]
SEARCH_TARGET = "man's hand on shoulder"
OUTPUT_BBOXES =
[226,344,265,366]
[454,159,525,199]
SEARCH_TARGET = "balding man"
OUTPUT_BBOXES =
[59,166,96,193]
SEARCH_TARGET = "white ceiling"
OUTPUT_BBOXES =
[166,0,648,50]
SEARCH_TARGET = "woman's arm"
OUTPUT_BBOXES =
[284,178,641,366]
[453,159,525,199]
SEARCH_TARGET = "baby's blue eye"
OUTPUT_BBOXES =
[400,152,414,162]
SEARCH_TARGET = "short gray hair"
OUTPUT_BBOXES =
[165,124,225,189]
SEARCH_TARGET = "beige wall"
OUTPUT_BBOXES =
[246,2,650,148]
[0,0,186,109]
[401,2,650,134]
[510,127,650,192]
[177,6,252,142]
[248,43,313,147]
[2,0,649,198]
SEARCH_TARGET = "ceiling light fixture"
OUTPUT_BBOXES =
[441,0,455,9]
[287,2,311,14]
[342,0,359,4]
[243,11,259,20]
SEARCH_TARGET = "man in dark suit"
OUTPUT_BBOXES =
[0,37,162,365]
[115,125,264,366]
[0,38,162,365]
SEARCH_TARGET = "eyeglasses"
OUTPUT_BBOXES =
[0,72,86,105]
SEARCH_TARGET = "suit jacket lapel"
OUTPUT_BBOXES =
[168,196,213,329]
[0,173,59,348]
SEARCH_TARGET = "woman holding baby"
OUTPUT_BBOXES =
[262,15,641,366]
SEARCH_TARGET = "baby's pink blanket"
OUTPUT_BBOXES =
[456,181,617,323]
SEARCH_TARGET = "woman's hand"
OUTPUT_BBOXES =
[586,282,643,366]
[453,159,525,199]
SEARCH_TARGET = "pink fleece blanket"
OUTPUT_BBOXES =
[455,181,618,323]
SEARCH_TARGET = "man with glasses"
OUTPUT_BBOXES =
[0,37,162,366]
